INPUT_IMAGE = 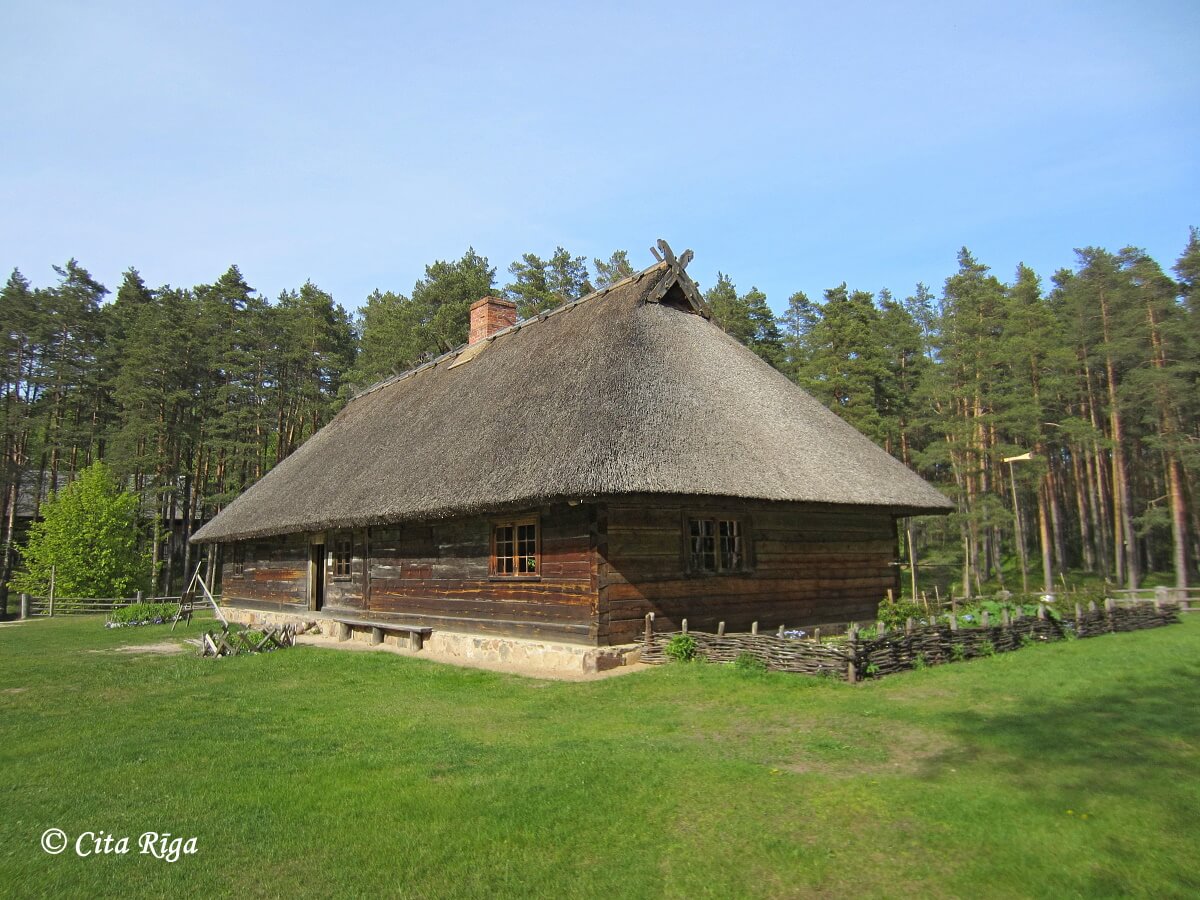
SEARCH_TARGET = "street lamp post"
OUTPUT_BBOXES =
[1003,452,1033,595]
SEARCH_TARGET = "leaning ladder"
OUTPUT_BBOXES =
[173,561,228,630]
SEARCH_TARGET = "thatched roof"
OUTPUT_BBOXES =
[193,252,951,543]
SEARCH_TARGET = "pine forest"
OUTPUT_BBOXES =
[1,233,1196,610]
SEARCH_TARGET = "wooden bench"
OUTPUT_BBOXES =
[332,618,433,650]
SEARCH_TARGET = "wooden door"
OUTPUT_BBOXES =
[310,543,325,611]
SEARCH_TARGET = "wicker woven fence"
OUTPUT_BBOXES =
[640,600,1181,682]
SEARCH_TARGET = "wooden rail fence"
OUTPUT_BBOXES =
[640,599,1182,682]
[18,592,219,618]
[1111,586,1198,613]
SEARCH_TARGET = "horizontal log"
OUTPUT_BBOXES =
[604,576,893,602]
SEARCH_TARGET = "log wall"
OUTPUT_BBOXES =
[221,532,309,609]
[367,503,597,641]
[599,498,899,644]
[323,528,367,611]
[217,498,905,645]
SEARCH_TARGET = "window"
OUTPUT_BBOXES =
[332,537,353,578]
[231,543,245,577]
[688,517,747,573]
[492,518,538,577]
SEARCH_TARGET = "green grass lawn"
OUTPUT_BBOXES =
[1,616,1197,899]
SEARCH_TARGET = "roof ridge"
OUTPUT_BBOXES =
[348,260,670,401]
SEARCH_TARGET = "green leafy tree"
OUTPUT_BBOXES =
[11,461,150,597]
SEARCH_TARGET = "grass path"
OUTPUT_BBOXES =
[1,615,1197,898]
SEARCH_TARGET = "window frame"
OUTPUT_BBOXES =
[684,513,752,576]
[490,515,541,580]
[230,543,245,578]
[331,535,354,580]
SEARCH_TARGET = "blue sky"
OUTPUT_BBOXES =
[2,1,1197,315]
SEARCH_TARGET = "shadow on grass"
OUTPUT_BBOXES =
[931,659,1200,848]
[934,662,1200,773]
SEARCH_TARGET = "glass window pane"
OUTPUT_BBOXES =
[689,518,717,572]
[719,520,741,570]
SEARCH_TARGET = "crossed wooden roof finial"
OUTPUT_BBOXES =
[646,239,708,317]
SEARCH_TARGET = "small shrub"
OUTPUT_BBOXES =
[732,651,767,673]
[876,596,926,630]
[978,640,996,657]
[913,652,928,671]
[107,602,179,627]
[950,643,966,662]
[664,633,698,663]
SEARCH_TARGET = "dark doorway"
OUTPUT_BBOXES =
[311,543,325,611]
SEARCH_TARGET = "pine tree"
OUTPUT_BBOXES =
[506,247,592,318]
[793,284,889,443]
[704,274,784,368]
[414,249,497,353]
[270,281,355,460]
[0,270,40,611]
[593,250,635,288]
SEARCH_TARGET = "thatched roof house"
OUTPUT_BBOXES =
[194,242,950,647]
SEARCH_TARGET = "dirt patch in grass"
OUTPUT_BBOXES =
[89,640,190,656]
[2,687,28,694]
[782,720,957,778]
[699,713,958,779]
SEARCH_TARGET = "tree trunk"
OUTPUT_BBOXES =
[1037,479,1054,596]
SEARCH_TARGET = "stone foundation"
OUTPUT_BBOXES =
[219,605,639,675]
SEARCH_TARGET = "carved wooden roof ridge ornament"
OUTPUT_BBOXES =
[645,238,709,318]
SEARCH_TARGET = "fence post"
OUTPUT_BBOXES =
[981,610,990,628]
[48,565,55,617]
[1036,604,1046,620]
[681,618,688,634]
[135,590,144,605]
[846,623,859,684]
[19,592,29,620]
[905,617,914,635]
[1155,586,1167,610]
[717,621,725,636]
[643,612,654,644]
[948,614,958,632]
[777,624,785,638]
[751,621,758,635]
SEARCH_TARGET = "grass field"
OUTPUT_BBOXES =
[1,615,1197,899]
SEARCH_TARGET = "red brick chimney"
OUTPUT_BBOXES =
[469,296,517,345]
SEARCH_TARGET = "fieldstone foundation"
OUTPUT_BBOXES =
[219,606,638,674]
